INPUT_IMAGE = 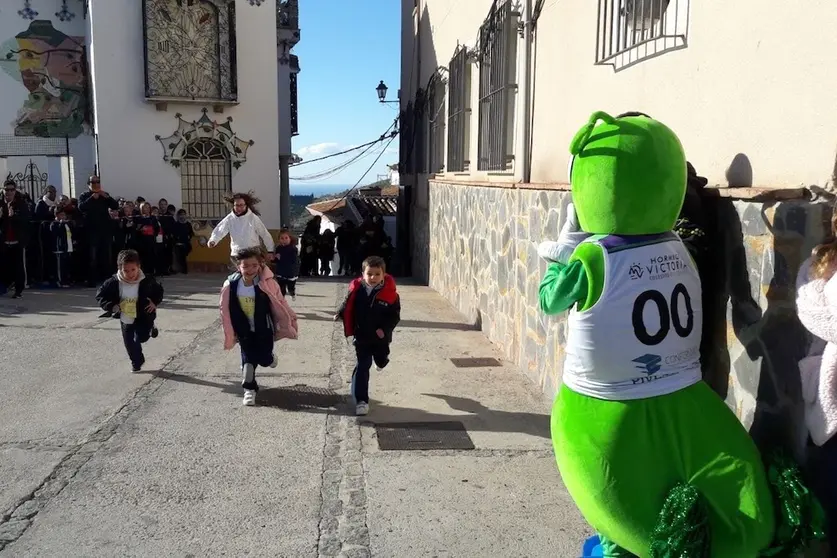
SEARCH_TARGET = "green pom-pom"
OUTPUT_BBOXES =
[759,452,826,557]
[649,483,711,558]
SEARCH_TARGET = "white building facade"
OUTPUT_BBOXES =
[0,0,299,259]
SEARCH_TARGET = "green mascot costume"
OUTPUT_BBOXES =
[538,111,824,557]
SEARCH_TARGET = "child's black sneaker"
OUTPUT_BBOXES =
[131,362,142,372]
[151,327,159,339]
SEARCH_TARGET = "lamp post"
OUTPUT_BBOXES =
[376,80,399,104]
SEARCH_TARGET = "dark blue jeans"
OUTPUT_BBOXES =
[121,322,151,367]
[239,336,275,391]
[351,343,390,404]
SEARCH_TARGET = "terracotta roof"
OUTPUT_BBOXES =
[306,198,346,215]
[350,194,398,218]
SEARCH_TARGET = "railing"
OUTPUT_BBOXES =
[477,0,518,172]
[447,47,470,173]
[427,76,446,174]
[595,0,689,70]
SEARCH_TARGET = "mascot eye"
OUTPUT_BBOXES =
[567,155,576,185]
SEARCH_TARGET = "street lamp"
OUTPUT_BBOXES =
[376,80,398,104]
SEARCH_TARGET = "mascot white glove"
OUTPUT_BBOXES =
[538,202,590,264]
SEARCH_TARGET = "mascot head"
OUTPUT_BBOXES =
[568,111,686,236]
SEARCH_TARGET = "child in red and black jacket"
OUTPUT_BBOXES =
[335,256,400,416]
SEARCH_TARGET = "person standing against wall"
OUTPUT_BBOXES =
[0,179,32,298]
[78,175,118,286]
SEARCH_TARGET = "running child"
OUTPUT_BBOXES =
[274,228,300,300]
[96,249,164,372]
[335,256,401,416]
[220,247,298,406]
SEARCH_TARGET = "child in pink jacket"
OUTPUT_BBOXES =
[796,217,837,547]
[220,247,298,406]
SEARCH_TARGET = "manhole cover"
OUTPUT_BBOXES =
[450,357,502,368]
[375,421,475,451]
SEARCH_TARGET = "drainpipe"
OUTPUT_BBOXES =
[520,0,533,184]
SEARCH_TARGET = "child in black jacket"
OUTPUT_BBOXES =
[49,208,75,287]
[335,256,401,416]
[96,249,164,371]
[171,209,194,274]
[274,228,299,299]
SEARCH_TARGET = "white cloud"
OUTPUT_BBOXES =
[297,142,340,157]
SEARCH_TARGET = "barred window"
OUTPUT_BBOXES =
[595,0,688,70]
[477,0,518,172]
[180,139,232,220]
[447,47,471,173]
[427,76,446,174]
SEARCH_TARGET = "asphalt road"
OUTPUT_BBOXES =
[0,274,588,557]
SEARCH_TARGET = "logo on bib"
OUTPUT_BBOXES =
[629,263,644,280]
[632,353,662,375]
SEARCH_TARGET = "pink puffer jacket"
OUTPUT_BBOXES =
[220,266,298,350]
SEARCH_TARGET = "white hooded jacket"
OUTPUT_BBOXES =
[208,209,275,255]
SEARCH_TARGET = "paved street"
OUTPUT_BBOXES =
[0,275,587,557]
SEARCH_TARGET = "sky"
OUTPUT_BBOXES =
[290,0,401,192]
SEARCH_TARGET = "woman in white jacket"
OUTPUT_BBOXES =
[796,212,837,549]
[207,192,275,263]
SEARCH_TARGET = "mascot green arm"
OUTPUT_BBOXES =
[538,242,605,315]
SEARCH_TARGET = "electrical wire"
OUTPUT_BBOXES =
[318,134,398,216]
[290,119,398,182]
[290,120,398,167]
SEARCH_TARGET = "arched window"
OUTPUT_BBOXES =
[180,138,232,219]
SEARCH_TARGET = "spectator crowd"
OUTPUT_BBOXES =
[298,214,394,277]
[0,176,195,297]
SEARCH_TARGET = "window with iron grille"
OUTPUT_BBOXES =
[290,72,299,136]
[595,0,688,70]
[477,0,518,172]
[180,138,232,220]
[447,47,471,172]
[427,76,446,174]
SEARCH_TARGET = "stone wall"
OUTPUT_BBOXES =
[412,179,833,454]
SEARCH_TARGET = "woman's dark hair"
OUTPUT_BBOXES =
[224,191,261,216]
[177,209,187,216]
[117,249,141,267]
[233,246,264,263]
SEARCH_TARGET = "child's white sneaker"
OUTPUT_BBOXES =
[242,390,256,406]
[269,354,278,368]
[355,402,369,416]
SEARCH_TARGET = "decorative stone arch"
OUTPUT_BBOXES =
[155,108,254,220]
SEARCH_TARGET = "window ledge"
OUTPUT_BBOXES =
[145,97,239,106]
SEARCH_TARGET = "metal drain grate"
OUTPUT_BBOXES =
[450,357,502,368]
[375,421,475,451]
